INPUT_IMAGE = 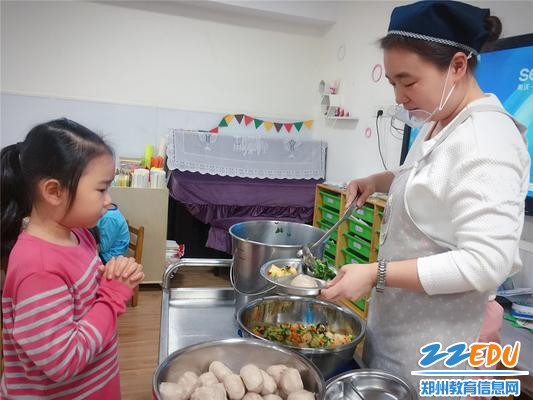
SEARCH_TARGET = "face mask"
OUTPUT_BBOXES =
[387,59,462,129]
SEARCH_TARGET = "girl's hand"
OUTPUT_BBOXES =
[320,263,377,301]
[346,177,376,208]
[98,256,144,288]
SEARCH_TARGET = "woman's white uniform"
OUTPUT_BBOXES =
[363,95,529,397]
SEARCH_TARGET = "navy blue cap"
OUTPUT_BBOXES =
[388,1,490,55]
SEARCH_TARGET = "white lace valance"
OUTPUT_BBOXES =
[167,129,327,179]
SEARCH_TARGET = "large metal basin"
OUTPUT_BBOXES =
[153,338,326,399]
[325,369,418,400]
[237,295,365,379]
[229,221,326,294]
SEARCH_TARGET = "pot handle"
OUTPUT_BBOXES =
[230,258,275,296]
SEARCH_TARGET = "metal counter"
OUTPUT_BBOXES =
[159,258,237,362]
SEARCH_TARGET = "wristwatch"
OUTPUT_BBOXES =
[376,259,387,293]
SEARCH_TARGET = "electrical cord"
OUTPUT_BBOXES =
[375,110,387,170]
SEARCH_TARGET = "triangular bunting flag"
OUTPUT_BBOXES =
[294,122,303,132]
[263,121,273,131]
[235,114,244,124]
[303,120,314,129]
[284,123,293,133]
[274,123,283,132]
[224,115,234,125]
[254,119,263,129]
[244,115,253,126]
[209,127,219,134]
[219,118,228,127]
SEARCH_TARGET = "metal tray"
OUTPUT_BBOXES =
[159,258,238,362]
[260,258,328,296]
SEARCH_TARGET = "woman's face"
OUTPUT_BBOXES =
[384,47,452,119]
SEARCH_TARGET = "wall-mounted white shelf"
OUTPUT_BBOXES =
[326,116,359,121]
[319,80,357,124]
[326,105,357,120]
[321,94,340,115]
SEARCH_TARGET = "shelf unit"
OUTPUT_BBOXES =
[313,183,386,320]
[318,80,357,123]
[325,106,358,121]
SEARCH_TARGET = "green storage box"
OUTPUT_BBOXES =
[343,232,371,258]
[320,190,341,211]
[319,205,340,224]
[325,240,336,256]
[352,298,366,312]
[352,203,374,223]
[319,220,338,241]
[348,217,372,241]
[324,251,336,267]
[341,247,368,265]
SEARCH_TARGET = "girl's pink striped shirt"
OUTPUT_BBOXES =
[1,228,132,399]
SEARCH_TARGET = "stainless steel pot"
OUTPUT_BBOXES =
[229,221,326,294]
[237,295,366,379]
[152,338,326,399]
[325,369,419,400]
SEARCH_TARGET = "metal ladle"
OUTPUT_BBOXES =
[297,200,363,274]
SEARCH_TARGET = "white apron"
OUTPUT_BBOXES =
[363,104,527,398]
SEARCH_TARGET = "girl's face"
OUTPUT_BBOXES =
[384,47,455,121]
[61,154,115,228]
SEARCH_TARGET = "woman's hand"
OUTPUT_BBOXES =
[346,177,376,208]
[320,263,377,301]
[98,256,145,289]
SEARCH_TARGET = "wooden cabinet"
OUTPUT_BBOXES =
[313,183,386,319]
[109,187,168,285]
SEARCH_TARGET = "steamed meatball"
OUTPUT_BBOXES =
[287,390,315,400]
[280,368,304,395]
[290,274,318,288]
[177,371,200,398]
[190,383,227,400]
[266,365,288,385]
[242,394,262,400]
[209,361,233,381]
[263,395,283,400]
[159,382,188,400]
[240,364,263,393]
[223,373,246,400]
[260,369,277,395]
[199,371,219,386]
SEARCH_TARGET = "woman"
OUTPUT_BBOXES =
[321,0,530,390]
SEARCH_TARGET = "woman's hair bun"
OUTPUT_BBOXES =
[484,15,502,43]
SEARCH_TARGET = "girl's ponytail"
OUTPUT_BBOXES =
[1,143,31,269]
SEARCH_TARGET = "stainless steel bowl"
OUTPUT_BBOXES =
[237,295,366,379]
[260,258,327,297]
[325,369,419,400]
[152,338,326,399]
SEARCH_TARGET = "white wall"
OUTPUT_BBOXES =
[316,0,533,184]
[1,1,322,121]
[2,1,531,179]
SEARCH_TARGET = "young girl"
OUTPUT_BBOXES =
[1,119,144,399]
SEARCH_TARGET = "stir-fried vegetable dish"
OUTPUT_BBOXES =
[313,259,336,280]
[252,322,354,348]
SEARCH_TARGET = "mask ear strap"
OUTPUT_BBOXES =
[438,66,456,111]
[439,51,473,110]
